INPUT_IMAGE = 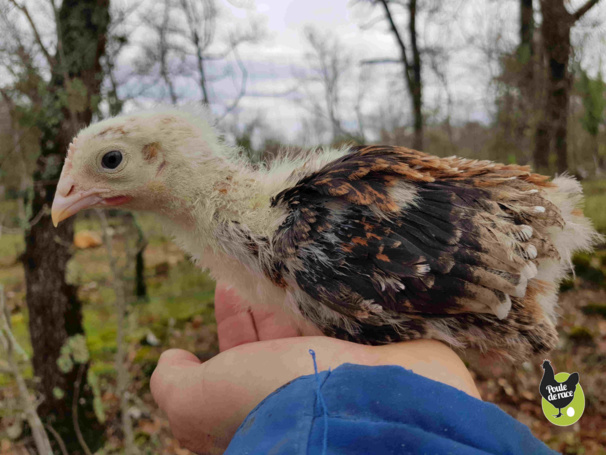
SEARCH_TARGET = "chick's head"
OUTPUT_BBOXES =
[51,109,218,226]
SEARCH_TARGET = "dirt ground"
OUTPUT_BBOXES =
[471,286,606,455]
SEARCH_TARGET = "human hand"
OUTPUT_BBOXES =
[151,282,480,454]
[212,282,323,351]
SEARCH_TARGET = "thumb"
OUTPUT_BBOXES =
[156,348,201,367]
[150,349,202,411]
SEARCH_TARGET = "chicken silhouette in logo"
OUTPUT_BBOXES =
[539,360,579,418]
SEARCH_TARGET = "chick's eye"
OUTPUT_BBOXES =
[101,150,123,169]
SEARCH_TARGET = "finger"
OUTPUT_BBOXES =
[214,283,260,350]
[150,349,201,411]
[250,306,302,340]
[158,348,202,367]
[214,282,250,324]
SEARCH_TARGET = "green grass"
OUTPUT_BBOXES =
[0,199,20,223]
[1,212,216,382]
[582,180,606,234]
[80,257,216,375]
[0,263,24,288]
[3,259,216,378]
[0,233,23,261]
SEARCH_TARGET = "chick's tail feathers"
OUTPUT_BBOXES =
[545,175,603,265]
[529,175,603,324]
[484,176,601,361]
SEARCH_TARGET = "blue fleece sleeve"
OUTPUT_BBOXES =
[225,363,559,455]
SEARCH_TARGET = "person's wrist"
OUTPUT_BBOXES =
[373,339,481,399]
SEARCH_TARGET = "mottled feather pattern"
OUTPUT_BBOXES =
[63,104,598,362]
[266,146,577,360]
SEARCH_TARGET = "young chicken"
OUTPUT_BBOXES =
[51,107,599,361]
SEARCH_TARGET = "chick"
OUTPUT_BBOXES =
[51,107,600,361]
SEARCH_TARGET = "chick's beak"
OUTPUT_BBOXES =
[51,175,107,227]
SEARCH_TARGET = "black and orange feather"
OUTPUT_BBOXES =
[256,146,594,360]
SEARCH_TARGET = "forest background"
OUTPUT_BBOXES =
[0,0,605,453]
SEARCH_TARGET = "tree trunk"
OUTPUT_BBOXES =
[516,0,537,165]
[23,0,110,452]
[408,0,422,151]
[130,213,148,301]
[160,0,178,104]
[592,134,602,175]
[379,0,423,150]
[535,0,601,174]
[534,120,550,172]
[194,32,210,105]
[535,0,571,174]
[520,0,534,59]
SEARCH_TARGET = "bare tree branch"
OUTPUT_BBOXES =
[378,0,412,87]
[361,58,400,65]
[72,364,93,455]
[218,45,248,121]
[0,285,54,455]
[359,14,388,31]
[246,86,299,98]
[44,423,69,455]
[573,0,601,21]
[8,0,55,67]
[161,0,178,104]
[354,66,370,140]
[48,0,78,131]
[372,0,423,149]
[178,0,216,105]
[296,27,354,141]
[97,210,138,455]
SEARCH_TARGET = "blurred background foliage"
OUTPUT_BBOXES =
[0,0,605,453]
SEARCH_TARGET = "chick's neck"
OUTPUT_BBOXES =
[159,150,276,246]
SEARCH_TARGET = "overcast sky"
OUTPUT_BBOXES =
[108,0,606,144]
[3,0,604,145]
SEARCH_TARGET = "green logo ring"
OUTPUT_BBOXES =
[541,372,585,426]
